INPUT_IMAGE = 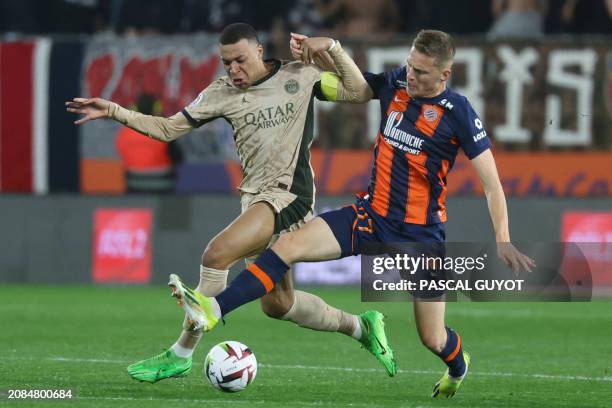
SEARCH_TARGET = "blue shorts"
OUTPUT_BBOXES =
[318,196,446,298]
[319,197,445,256]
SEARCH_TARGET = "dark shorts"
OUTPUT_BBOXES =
[318,196,446,298]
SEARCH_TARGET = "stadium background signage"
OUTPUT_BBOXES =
[77,37,612,196]
[365,43,607,147]
[92,208,153,283]
[0,36,610,196]
[562,211,612,288]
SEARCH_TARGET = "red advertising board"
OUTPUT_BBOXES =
[92,208,153,283]
[561,212,612,287]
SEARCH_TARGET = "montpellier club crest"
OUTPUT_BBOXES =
[423,105,439,122]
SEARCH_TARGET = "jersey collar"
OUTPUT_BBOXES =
[251,59,281,87]
[412,87,450,103]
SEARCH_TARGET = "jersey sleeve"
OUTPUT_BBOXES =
[363,72,387,100]
[181,80,226,128]
[453,98,492,159]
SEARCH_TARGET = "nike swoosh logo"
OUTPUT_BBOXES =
[394,97,406,103]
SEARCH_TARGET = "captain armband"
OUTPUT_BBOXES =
[319,71,341,102]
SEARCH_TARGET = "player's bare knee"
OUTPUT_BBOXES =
[260,293,292,319]
[201,241,230,269]
[419,332,446,354]
[271,233,301,263]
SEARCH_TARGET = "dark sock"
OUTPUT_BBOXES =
[215,249,289,316]
[437,327,466,378]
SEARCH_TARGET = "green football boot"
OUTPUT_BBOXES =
[168,274,219,332]
[432,351,471,398]
[358,310,397,377]
[127,349,191,383]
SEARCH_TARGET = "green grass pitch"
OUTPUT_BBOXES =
[1,285,611,407]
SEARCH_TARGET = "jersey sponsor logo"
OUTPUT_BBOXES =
[284,79,299,94]
[383,111,424,155]
[472,118,487,142]
[244,103,296,130]
[423,106,439,122]
[473,130,487,142]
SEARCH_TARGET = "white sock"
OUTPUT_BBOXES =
[198,265,228,296]
[351,316,362,340]
[171,342,194,358]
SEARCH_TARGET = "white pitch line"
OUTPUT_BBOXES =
[76,396,382,407]
[4,355,612,383]
[50,356,124,364]
[77,396,265,405]
[258,363,612,383]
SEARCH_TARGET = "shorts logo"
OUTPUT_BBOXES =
[284,79,299,94]
[423,106,439,122]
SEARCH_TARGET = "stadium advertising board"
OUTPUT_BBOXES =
[92,208,153,283]
[561,211,612,288]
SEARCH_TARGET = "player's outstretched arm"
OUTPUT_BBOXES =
[66,97,192,142]
[471,149,536,274]
[293,34,373,103]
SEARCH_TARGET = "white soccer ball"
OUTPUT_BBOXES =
[204,341,257,392]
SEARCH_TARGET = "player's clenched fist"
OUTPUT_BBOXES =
[65,97,111,125]
[299,37,335,64]
[289,32,307,60]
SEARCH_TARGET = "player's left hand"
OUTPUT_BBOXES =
[496,242,536,275]
[299,37,335,64]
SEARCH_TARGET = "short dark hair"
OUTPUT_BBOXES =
[412,30,455,68]
[219,23,259,45]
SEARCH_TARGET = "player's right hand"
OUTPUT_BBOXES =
[65,97,111,125]
[496,242,536,275]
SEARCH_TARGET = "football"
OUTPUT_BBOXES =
[204,341,257,392]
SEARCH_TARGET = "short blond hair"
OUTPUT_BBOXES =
[412,30,455,68]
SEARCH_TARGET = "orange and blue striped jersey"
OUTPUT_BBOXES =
[364,67,492,225]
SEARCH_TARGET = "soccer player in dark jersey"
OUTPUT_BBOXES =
[164,30,535,398]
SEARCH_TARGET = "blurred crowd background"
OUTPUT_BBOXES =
[2,0,611,37]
